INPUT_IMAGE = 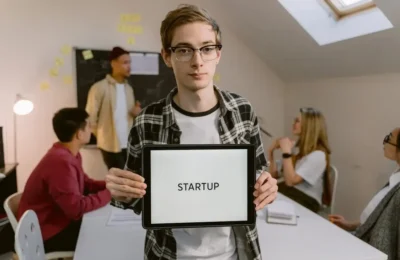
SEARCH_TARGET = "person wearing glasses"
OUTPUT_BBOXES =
[329,128,400,259]
[268,107,332,213]
[104,4,278,260]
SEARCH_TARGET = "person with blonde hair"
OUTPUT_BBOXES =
[104,4,278,260]
[269,107,332,212]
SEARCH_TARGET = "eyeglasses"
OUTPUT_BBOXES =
[383,133,398,147]
[169,44,222,62]
[300,107,321,115]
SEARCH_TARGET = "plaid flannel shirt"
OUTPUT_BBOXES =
[111,86,268,260]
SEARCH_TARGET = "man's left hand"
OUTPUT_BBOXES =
[131,101,142,117]
[253,171,278,210]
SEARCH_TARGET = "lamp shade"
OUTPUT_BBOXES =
[13,98,34,115]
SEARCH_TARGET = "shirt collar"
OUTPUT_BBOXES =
[106,74,128,85]
[389,169,400,188]
[52,142,80,159]
[163,85,236,129]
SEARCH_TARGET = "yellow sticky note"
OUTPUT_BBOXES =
[55,57,64,67]
[120,13,141,23]
[63,75,73,85]
[128,25,143,34]
[127,36,136,45]
[82,50,93,60]
[117,24,127,33]
[129,14,141,23]
[61,45,71,55]
[49,67,59,77]
[40,82,50,91]
[213,74,220,82]
[120,14,129,22]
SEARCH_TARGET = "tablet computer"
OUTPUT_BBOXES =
[141,144,256,229]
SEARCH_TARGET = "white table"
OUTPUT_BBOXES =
[74,194,387,260]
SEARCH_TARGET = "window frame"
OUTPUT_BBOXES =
[324,0,376,18]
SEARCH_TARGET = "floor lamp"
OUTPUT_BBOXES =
[13,94,34,163]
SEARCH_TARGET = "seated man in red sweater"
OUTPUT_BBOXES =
[17,107,111,253]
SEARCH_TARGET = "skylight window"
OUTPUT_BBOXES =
[340,0,367,6]
[325,0,376,17]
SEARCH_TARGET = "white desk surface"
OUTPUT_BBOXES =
[74,193,387,260]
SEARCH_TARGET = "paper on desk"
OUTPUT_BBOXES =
[107,207,141,226]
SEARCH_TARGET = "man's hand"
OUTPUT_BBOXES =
[105,168,147,203]
[328,215,359,231]
[253,171,278,210]
[131,101,142,117]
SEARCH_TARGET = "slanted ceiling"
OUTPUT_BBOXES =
[211,0,400,82]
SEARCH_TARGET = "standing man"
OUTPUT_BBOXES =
[86,46,142,170]
[105,4,278,260]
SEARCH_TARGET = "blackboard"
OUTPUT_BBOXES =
[75,47,176,145]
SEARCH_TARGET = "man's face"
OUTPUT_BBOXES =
[111,54,131,78]
[77,120,92,145]
[383,128,400,160]
[162,22,221,92]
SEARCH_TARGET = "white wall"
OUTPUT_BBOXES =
[285,73,400,220]
[0,0,285,190]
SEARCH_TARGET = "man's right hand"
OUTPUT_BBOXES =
[105,168,147,203]
[328,214,359,231]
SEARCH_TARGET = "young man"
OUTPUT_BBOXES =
[86,46,142,170]
[17,108,111,253]
[105,4,278,260]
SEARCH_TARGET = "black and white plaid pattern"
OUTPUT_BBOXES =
[111,86,267,260]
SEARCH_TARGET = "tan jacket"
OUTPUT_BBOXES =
[85,74,135,153]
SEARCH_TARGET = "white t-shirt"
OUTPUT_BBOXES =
[171,101,238,260]
[293,150,327,205]
[114,83,129,149]
[360,168,400,225]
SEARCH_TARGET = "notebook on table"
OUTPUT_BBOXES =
[266,200,298,226]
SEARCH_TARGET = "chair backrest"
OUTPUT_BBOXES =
[15,209,45,260]
[4,192,22,231]
[328,165,339,213]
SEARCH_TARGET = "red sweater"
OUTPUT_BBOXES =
[17,143,111,241]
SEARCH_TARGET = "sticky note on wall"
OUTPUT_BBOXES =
[120,13,141,23]
[61,45,72,55]
[49,67,59,77]
[129,25,143,34]
[55,57,64,67]
[118,24,143,34]
[40,82,50,91]
[82,50,93,60]
[127,36,136,45]
[118,24,127,33]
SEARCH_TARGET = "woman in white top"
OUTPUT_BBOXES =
[269,107,332,212]
[329,127,400,232]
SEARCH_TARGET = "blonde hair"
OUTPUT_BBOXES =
[294,107,332,206]
[160,4,222,52]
